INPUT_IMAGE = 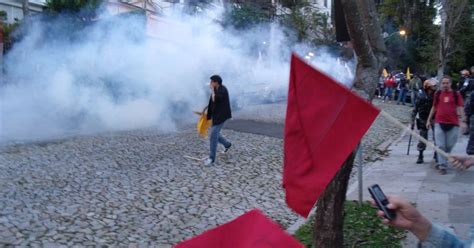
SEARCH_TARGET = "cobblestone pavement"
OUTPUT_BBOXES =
[0,99,411,246]
[361,100,412,162]
[0,129,296,246]
[234,99,412,163]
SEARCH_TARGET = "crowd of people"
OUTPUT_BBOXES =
[408,67,474,175]
[377,66,474,175]
[378,72,423,106]
[375,68,474,246]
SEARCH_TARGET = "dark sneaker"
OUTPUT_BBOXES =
[435,164,440,170]
[439,168,447,175]
[416,156,424,164]
[224,143,232,153]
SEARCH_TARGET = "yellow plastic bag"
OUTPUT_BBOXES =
[195,107,212,138]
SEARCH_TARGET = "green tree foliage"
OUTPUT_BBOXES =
[279,3,334,46]
[44,0,103,20]
[1,21,21,52]
[223,0,335,47]
[447,0,474,78]
[0,10,20,53]
[378,0,438,75]
[222,2,274,29]
[0,10,7,21]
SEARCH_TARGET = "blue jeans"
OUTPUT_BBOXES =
[434,124,459,168]
[411,90,417,107]
[209,122,231,162]
[397,88,407,104]
[383,87,393,101]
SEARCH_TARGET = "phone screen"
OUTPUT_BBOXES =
[368,184,396,220]
[373,186,388,204]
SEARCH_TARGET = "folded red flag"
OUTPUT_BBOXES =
[174,209,304,248]
[284,54,380,217]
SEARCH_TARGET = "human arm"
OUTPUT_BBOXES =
[375,196,470,247]
[374,196,431,240]
[449,155,474,170]
[206,98,212,120]
[426,107,435,129]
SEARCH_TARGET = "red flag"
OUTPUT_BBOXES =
[175,209,304,248]
[284,54,380,217]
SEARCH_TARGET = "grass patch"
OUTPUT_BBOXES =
[293,201,406,248]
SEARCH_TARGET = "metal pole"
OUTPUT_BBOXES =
[407,122,414,155]
[357,143,363,204]
[0,20,3,82]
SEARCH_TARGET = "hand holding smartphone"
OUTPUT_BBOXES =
[368,184,397,221]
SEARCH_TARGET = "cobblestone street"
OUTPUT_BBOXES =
[0,100,411,246]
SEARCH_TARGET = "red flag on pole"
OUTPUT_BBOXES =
[283,54,380,217]
[174,209,304,248]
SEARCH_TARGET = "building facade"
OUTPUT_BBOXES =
[0,0,45,23]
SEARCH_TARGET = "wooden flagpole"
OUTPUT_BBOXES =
[379,110,451,159]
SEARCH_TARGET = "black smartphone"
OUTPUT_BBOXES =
[368,184,396,221]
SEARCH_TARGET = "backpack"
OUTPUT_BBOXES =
[434,90,459,107]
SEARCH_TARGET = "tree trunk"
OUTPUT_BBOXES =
[313,152,356,248]
[339,0,386,100]
[437,0,468,79]
[437,0,448,79]
[312,0,386,246]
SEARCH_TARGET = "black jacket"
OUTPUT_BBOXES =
[412,90,434,129]
[468,91,474,117]
[398,78,408,89]
[207,85,232,126]
[467,91,474,154]
[458,76,474,99]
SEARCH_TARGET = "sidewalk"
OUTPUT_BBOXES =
[347,131,474,246]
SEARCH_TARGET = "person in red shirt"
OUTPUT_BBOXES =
[427,76,467,174]
[383,76,396,103]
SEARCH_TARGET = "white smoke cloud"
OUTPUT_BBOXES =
[0,5,354,143]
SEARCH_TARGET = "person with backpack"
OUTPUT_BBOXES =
[426,76,467,175]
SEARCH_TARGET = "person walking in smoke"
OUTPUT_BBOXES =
[205,75,232,166]
[412,79,437,164]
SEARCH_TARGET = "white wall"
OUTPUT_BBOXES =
[314,0,331,15]
[0,0,45,23]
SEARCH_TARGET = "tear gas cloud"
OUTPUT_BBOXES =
[0,6,354,142]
